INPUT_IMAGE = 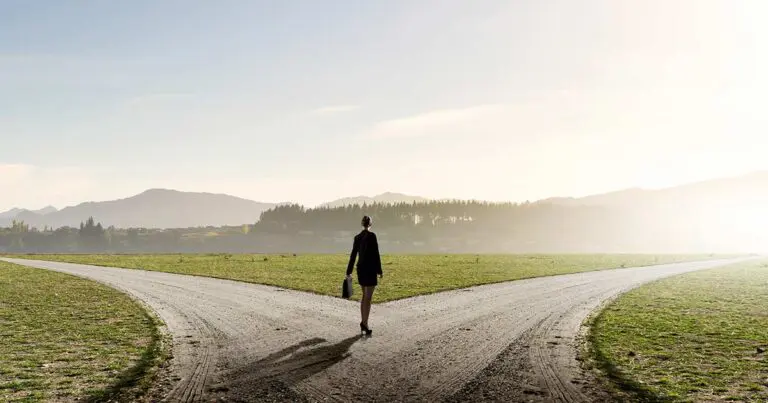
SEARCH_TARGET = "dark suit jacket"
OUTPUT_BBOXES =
[346,230,383,276]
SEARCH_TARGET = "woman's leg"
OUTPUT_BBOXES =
[360,286,367,325]
[362,286,375,327]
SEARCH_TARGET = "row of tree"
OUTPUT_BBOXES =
[0,200,759,253]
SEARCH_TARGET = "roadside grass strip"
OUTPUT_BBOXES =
[590,259,768,402]
[0,261,164,402]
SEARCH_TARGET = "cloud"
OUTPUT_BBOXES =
[364,81,738,142]
[309,105,360,116]
[366,104,509,139]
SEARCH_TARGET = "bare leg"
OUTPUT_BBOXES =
[362,286,375,327]
[360,286,366,325]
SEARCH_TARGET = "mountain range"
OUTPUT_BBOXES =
[1,189,276,229]
[0,190,430,229]
[0,206,57,219]
[2,171,767,229]
[537,171,768,208]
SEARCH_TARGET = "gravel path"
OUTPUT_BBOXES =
[1,257,748,402]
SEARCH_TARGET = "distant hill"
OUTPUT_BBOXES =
[0,208,25,219]
[35,206,58,215]
[537,188,650,207]
[536,171,768,208]
[0,206,58,221]
[1,189,276,229]
[320,192,429,208]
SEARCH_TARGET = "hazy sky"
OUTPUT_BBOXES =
[2,0,767,210]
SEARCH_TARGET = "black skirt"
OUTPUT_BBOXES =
[357,268,378,287]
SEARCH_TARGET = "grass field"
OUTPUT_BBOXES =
[7,253,728,302]
[0,261,163,402]
[590,259,768,402]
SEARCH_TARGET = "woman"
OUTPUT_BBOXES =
[346,215,383,336]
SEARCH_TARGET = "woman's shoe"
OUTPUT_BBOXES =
[360,323,373,336]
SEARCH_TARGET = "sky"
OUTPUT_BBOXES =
[2,0,767,211]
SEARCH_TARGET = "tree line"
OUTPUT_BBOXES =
[0,200,753,254]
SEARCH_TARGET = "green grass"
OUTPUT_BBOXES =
[0,261,164,402]
[589,259,768,402]
[7,253,729,303]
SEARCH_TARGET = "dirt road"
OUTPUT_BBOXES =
[1,257,747,402]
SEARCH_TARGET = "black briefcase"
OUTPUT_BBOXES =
[341,277,353,299]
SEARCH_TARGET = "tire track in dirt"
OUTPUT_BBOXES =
[1,257,752,402]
